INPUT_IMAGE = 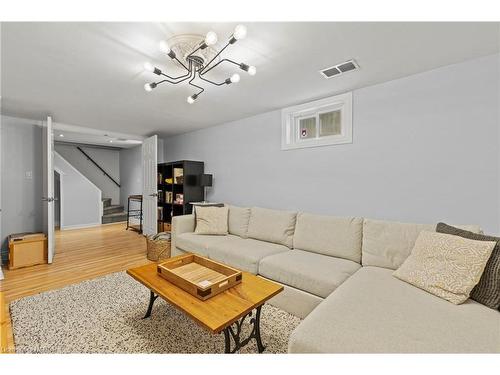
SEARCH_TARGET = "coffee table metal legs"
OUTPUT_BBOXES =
[143,291,158,319]
[141,291,265,353]
[223,305,265,354]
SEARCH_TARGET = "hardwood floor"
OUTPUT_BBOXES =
[0,223,151,353]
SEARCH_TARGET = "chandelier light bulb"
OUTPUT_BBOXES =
[205,31,218,46]
[187,96,195,104]
[233,25,247,40]
[144,83,157,92]
[144,62,154,73]
[247,66,257,76]
[230,73,241,83]
[159,40,170,54]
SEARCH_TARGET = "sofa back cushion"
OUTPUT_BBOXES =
[228,205,251,238]
[247,207,297,248]
[362,219,482,270]
[293,213,363,263]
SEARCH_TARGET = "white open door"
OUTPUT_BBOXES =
[0,116,3,280]
[42,116,55,263]
[142,135,158,236]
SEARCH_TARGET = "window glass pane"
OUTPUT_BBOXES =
[299,117,316,139]
[319,111,341,137]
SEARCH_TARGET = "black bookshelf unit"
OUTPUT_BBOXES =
[157,160,204,228]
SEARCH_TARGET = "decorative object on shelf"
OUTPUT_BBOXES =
[173,168,184,184]
[165,177,173,184]
[175,193,184,205]
[199,174,213,203]
[143,25,256,103]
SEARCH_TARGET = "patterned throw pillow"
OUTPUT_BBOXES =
[194,206,229,235]
[393,231,496,304]
[436,222,500,310]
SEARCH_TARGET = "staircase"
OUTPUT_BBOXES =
[102,198,128,224]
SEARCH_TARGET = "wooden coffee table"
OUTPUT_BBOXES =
[127,257,283,353]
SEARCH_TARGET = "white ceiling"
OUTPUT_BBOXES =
[1,22,499,137]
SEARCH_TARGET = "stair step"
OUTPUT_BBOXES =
[102,211,128,224]
[103,205,124,215]
[101,198,112,208]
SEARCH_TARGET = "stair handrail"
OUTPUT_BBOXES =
[76,146,121,188]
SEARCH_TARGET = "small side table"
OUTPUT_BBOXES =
[126,195,143,233]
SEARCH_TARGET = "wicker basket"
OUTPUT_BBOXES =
[146,232,171,262]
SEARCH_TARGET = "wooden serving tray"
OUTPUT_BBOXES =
[157,254,243,300]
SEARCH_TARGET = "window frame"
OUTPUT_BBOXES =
[281,92,353,150]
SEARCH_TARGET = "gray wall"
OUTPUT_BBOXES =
[54,151,102,228]
[55,143,120,205]
[119,145,142,208]
[1,116,43,261]
[165,54,500,234]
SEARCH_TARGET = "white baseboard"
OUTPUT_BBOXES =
[60,222,102,231]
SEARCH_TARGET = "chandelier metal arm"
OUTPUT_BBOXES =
[200,57,244,76]
[198,75,226,87]
[199,42,231,75]
[173,56,189,71]
[160,70,190,81]
[188,73,205,96]
[160,60,192,81]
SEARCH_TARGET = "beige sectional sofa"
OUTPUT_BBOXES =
[171,206,500,353]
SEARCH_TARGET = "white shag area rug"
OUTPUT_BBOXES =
[10,272,301,354]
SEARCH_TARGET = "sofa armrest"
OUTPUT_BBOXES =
[172,214,195,251]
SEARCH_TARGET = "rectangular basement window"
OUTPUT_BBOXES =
[281,92,352,150]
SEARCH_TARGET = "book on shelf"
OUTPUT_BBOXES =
[157,172,163,185]
[157,207,163,220]
[158,190,164,203]
[166,191,173,203]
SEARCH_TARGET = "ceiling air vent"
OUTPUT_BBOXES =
[320,59,359,79]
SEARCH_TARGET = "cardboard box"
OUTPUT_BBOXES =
[8,233,47,270]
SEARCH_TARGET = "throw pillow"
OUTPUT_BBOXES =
[194,206,229,235]
[436,222,500,310]
[393,231,496,304]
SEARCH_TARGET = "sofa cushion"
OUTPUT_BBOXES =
[394,231,496,305]
[246,207,297,248]
[289,266,500,353]
[361,219,482,270]
[208,238,289,274]
[293,213,363,263]
[175,233,240,257]
[436,223,500,310]
[259,250,360,298]
[228,205,251,238]
[194,206,229,235]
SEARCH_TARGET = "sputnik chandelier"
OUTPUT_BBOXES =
[143,24,256,103]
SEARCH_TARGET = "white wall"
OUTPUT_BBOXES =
[54,152,102,229]
[55,144,120,205]
[119,145,142,208]
[0,116,43,262]
[165,54,500,234]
